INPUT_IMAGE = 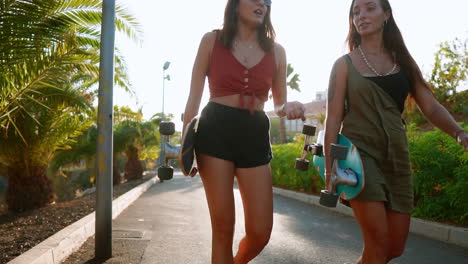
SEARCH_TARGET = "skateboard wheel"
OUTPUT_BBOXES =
[319,190,339,207]
[302,124,316,136]
[295,158,309,171]
[310,143,323,156]
[305,143,323,156]
[330,144,348,160]
[158,166,173,180]
[159,121,175,136]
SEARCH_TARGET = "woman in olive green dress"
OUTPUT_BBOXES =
[324,0,468,263]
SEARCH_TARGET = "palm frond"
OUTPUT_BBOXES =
[0,0,140,169]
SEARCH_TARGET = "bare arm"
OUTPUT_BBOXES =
[412,67,468,151]
[324,57,348,187]
[271,43,287,107]
[271,43,305,120]
[182,32,216,135]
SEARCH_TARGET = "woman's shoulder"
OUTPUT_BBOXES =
[201,31,218,45]
[272,42,286,63]
[337,51,356,63]
[269,42,285,69]
[197,31,219,57]
[333,54,351,71]
[325,54,351,80]
[273,42,285,54]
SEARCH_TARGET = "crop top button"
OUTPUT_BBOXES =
[244,85,249,89]
[244,78,249,82]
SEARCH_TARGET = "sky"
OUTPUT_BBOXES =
[113,0,468,131]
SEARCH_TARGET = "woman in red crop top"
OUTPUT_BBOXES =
[181,0,305,263]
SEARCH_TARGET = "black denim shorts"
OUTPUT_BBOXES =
[194,102,272,168]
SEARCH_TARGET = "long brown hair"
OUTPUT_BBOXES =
[347,0,425,93]
[218,0,276,52]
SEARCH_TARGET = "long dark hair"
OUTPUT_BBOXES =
[218,0,276,52]
[347,0,425,93]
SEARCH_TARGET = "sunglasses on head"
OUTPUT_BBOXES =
[251,0,272,6]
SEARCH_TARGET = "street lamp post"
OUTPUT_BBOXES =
[95,0,115,260]
[160,61,170,168]
[162,61,170,121]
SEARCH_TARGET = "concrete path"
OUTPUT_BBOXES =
[64,172,468,264]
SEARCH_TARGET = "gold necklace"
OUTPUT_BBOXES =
[234,39,258,64]
[358,45,396,76]
[234,39,257,49]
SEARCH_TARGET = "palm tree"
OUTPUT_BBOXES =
[1,84,93,211]
[278,63,301,144]
[0,0,140,212]
[114,120,160,181]
[114,105,143,123]
[50,125,98,183]
[52,107,160,187]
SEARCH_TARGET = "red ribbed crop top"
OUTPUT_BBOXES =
[207,38,276,114]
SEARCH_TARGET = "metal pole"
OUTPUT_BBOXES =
[95,0,115,259]
[162,69,165,121]
[159,69,165,167]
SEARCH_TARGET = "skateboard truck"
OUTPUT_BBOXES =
[320,144,358,207]
[295,124,320,171]
[157,121,180,182]
[295,124,360,208]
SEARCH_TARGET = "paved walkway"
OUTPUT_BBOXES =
[64,173,468,264]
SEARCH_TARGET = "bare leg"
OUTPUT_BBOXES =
[234,164,273,264]
[386,209,410,262]
[197,153,236,264]
[349,200,388,264]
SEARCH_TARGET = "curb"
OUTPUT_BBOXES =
[8,175,160,264]
[272,187,468,249]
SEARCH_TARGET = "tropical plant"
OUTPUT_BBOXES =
[52,107,161,187]
[409,122,468,224]
[0,0,140,212]
[50,125,99,192]
[51,125,98,173]
[114,120,160,180]
[1,87,93,211]
[428,38,468,104]
[278,63,301,144]
[114,105,143,123]
[150,112,175,126]
[270,135,322,194]
[405,37,468,125]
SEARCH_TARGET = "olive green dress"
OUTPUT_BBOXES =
[341,55,413,214]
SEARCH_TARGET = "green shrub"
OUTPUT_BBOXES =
[450,90,468,114]
[271,137,323,194]
[272,123,468,225]
[409,122,468,224]
[49,168,95,202]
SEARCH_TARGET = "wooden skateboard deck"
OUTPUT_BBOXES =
[179,117,198,177]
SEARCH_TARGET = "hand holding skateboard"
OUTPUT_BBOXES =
[295,124,365,207]
[178,116,199,177]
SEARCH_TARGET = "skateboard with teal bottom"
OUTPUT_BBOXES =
[295,124,365,207]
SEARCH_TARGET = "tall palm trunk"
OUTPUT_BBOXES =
[279,117,287,144]
[6,163,53,212]
[124,145,143,180]
[113,161,121,185]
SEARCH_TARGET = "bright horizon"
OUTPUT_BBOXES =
[114,0,468,131]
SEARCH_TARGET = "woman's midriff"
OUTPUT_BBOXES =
[209,94,265,111]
